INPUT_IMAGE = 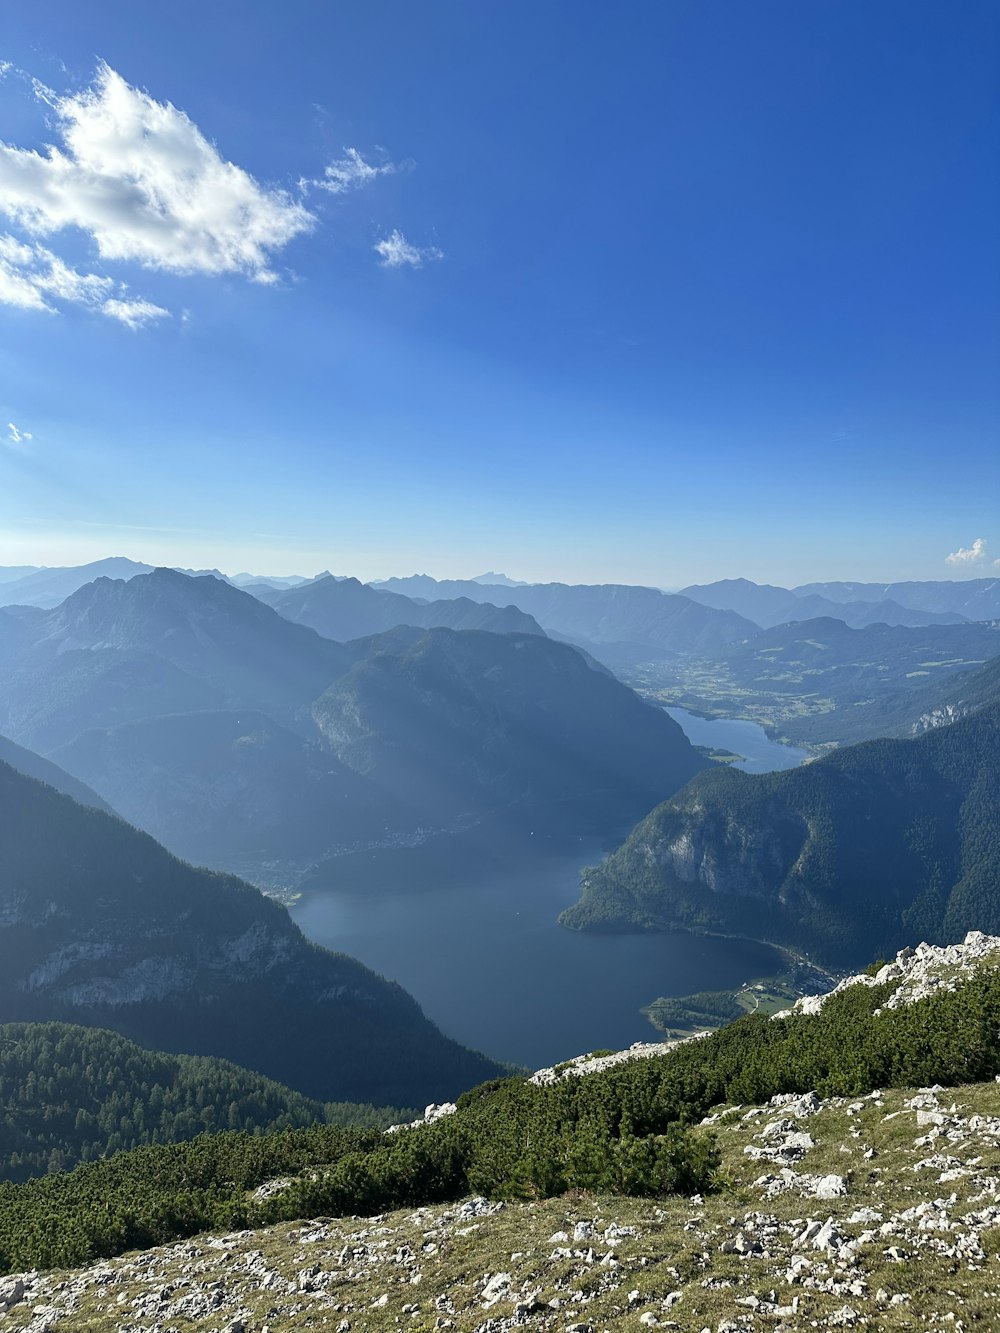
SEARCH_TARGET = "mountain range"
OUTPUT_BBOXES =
[372,575,758,661]
[0,569,704,879]
[679,577,971,629]
[310,626,706,828]
[796,577,1000,620]
[250,573,546,640]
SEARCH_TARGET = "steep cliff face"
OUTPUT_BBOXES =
[639,798,809,899]
[0,762,503,1106]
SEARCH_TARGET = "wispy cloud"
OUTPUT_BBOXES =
[102,296,169,329]
[0,231,166,325]
[946,537,987,565]
[374,229,443,269]
[313,147,397,195]
[5,421,32,444]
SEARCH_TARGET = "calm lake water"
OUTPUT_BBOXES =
[292,836,782,1070]
[665,706,809,773]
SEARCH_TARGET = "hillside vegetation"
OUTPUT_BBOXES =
[8,1076,1000,1332]
[0,1022,412,1183]
[564,701,1000,965]
[5,936,1000,1274]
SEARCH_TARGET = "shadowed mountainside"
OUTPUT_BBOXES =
[0,760,504,1106]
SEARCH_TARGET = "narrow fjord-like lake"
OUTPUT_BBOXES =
[292,838,781,1070]
[292,713,803,1070]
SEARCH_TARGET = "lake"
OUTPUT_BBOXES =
[291,835,782,1070]
[664,705,809,773]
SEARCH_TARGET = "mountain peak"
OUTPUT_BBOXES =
[470,571,528,586]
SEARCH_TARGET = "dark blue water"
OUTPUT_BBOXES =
[291,838,781,1069]
[665,706,809,773]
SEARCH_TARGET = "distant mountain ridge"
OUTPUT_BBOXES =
[251,574,546,641]
[311,626,707,828]
[0,558,225,609]
[0,565,41,585]
[0,734,113,813]
[3,569,349,725]
[680,576,972,629]
[794,577,1000,620]
[371,576,758,661]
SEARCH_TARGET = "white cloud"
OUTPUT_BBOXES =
[0,235,52,310]
[946,537,987,565]
[102,296,169,329]
[0,61,438,319]
[0,232,112,309]
[6,422,32,444]
[316,147,396,194]
[374,228,443,269]
[0,61,313,283]
[0,230,166,324]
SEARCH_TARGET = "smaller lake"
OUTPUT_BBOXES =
[665,706,809,773]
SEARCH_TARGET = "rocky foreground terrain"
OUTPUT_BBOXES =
[5,935,1000,1332]
[4,1078,1000,1331]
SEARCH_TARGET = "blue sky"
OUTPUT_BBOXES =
[0,0,997,586]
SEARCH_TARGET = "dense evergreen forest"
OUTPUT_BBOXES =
[0,1023,412,1183]
[5,959,1000,1275]
[564,700,1000,965]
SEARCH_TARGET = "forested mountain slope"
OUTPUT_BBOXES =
[0,1022,412,1183]
[5,932,1000,1284]
[312,628,707,828]
[0,735,112,813]
[0,762,503,1106]
[48,710,397,868]
[562,701,1000,965]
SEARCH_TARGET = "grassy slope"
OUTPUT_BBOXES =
[4,1079,1000,1330]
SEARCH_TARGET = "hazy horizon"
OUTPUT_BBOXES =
[2,549,1000,591]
